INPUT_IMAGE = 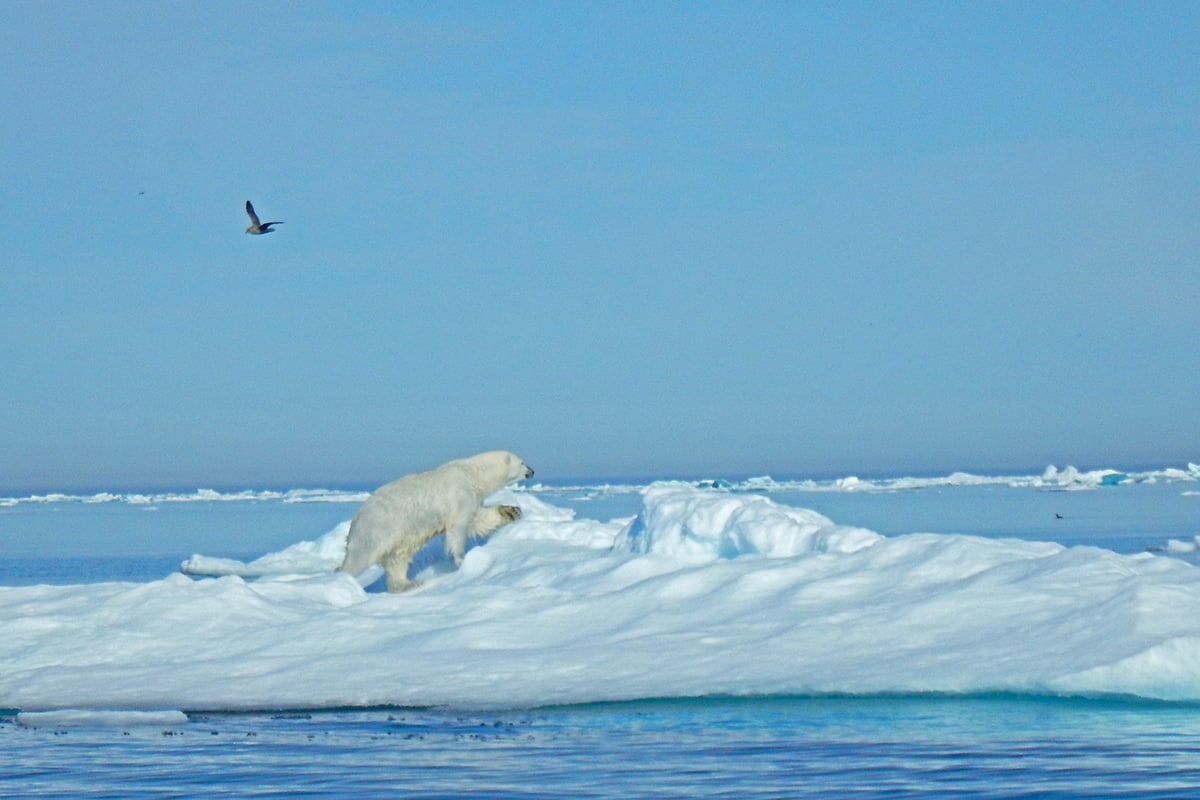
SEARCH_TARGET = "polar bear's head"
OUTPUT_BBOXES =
[501,451,535,482]
[470,450,534,487]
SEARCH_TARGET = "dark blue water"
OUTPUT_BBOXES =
[4,696,1200,798]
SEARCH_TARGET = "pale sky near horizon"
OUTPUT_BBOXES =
[2,1,1197,489]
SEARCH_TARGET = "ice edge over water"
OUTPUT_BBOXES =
[4,484,1200,712]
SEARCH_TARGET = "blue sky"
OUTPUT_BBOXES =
[2,1,1197,489]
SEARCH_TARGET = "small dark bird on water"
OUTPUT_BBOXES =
[244,200,283,234]
[1055,513,1063,519]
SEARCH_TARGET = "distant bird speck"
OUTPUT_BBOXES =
[1055,513,1063,519]
[244,200,284,235]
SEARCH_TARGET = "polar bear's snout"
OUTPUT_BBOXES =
[523,465,535,479]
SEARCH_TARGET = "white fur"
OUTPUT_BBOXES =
[338,451,533,592]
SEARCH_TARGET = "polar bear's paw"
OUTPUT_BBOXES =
[497,505,522,523]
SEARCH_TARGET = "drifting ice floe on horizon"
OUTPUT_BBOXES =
[2,462,1199,508]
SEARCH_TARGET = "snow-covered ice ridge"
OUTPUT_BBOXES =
[3,463,1198,507]
[5,482,1200,713]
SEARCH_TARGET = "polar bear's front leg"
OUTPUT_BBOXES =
[445,505,522,566]
[468,505,522,538]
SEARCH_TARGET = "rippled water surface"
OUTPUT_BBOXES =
[5,696,1200,798]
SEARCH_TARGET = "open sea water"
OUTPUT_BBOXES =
[2,472,1199,798]
[5,696,1200,799]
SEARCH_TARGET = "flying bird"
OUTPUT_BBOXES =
[244,200,284,235]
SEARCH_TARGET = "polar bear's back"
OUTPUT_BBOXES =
[341,469,467,571]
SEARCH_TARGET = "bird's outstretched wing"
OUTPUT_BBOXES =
[245,200,261,226]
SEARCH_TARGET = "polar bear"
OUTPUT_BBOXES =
[338,451,534,592]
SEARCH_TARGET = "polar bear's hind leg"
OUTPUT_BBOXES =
[444,519,472,566]
[381,538,425,592]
